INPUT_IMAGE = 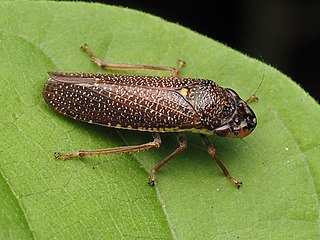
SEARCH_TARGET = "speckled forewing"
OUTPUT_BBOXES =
[44,73,202,132]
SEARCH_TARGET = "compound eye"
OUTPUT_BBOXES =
[246,115,253,122]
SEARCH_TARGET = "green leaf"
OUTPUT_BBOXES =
[1,1,319,239]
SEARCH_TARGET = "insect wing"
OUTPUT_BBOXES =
[44,73,202,132]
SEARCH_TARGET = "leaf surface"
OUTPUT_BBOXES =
[0,1,319,239]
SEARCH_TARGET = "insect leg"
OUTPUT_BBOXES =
[200,134,242,188]
[81,43,185,77]
[148,133,187,186]
[55,132,161,160]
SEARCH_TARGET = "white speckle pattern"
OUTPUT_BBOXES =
[44,72,241,132]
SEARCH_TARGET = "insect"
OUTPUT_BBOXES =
[43,43,257,188]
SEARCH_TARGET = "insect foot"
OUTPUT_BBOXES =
[229,177,242,189]
[148,170,157,186]
[54,151,64,159]
[54,151,79,160]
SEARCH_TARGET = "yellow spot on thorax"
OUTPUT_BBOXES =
[180,87,188,96]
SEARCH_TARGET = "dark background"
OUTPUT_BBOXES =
[90,1,320,101]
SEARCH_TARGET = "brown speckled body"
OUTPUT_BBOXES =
[44,67,258,188]
[44,72,239,134]
[43,43,259,188]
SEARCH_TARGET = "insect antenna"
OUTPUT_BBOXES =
[237,135,270,172]
[239,38,266,104]
[246,68,265,103]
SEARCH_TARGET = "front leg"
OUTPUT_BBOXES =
[201,134,242,188]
